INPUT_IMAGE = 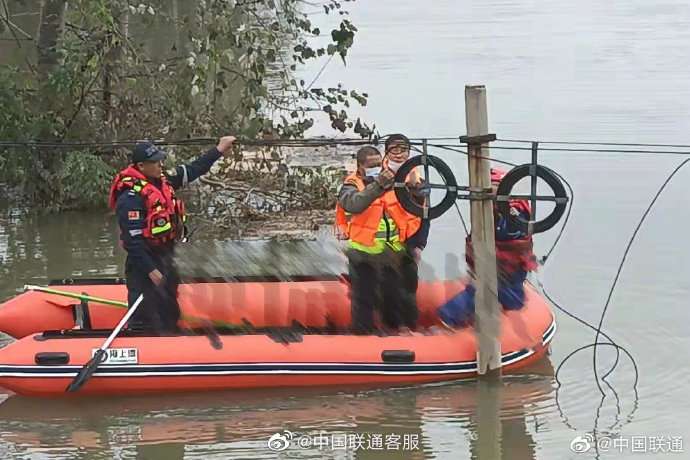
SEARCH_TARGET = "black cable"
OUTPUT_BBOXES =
[430,140,640,432]
[498,137,690,149]
[539,166,573,265]
[408,137,465,141]
[426,143,518,168]
[422,142,519,236]
[412,139,647,433]
[554,347,631,436]
[0,136,463,151]
[429,143,649,394]
[431,142,632,371]
[410,144,470,235]
[8,135,690,153]
[524,167,640,391]
[0,137,376,150]
[432,142,690,156]
[491,144,690,156]
[454,202,469,236]
[407,140,640,436]
[528,146,690,156]
[527,164,640,436]
[592,157,690,394]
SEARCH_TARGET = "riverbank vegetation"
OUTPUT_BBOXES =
[0,0,371,223]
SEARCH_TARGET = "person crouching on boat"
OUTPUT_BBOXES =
[382,133,431,263]
[335,146,422,334]
[108,136,236,332]
[436,167,537,328]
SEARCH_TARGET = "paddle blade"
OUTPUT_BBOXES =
[207,327,223,350]
[66,349,105,393]
[200,319,223,350]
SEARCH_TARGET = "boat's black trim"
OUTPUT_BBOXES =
[49,278,128,286]
[34,326,387,341]
[0,349,535,377]
[542,318,556,345]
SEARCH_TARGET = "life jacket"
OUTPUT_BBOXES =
[108,165,186,246]
[334,173,421,253]
[465,199,537,275]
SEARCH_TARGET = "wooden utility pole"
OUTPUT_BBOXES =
[465,84,503,460]
[464,85,502,375]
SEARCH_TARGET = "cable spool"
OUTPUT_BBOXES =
[393,155,458,220]
[495,164,568,234]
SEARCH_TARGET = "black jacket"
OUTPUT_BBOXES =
[115,147,222,273]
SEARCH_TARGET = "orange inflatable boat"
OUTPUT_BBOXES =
[0,277,556,397]
[0,276,473,338]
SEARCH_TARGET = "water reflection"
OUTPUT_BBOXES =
[0,207,121,301]
[0,362,554,459]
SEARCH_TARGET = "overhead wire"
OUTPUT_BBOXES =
[452,143,690,156]
[429,140,640,434]
[0,136,474,151]
[3,132,674,424]
[497,137,690,149]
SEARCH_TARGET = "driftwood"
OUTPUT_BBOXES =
[179,144,354,240]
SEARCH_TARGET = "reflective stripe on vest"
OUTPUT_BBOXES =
[336,173,419,253]
[131,179,148,193]
[108,167,182,245]
[151,221,172,235]
[349,214,404,254]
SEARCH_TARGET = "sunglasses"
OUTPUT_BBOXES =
[386,145,409,154]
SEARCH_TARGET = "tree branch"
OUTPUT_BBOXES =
[60,57,105,139]
[0,0,33,41]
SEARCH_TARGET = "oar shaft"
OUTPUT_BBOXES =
[65,293,145,393]
[101,294,144,351]
[23,285,127,308]
[25,284,242,330]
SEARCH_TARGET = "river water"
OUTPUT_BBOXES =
[3,0,690,458]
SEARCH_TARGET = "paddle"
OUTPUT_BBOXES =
[24,284,128,308]
[66,293,144,393]
[24,284,233,339]
[29,284,224,350]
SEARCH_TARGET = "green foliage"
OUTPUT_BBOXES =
[55,152,116,210]
[0,67,31,140]
[1,0,373,209]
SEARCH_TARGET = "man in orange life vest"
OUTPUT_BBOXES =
[437,167,538,327]
[108,136,236,332]
[382,133,431,262]
[335,146,423,333]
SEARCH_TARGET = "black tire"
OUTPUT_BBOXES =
[495,164,568,234]
[394,155,458,220]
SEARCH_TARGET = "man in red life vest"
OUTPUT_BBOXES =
[335,146,422,333]
[437,167,538,327]
[108,136,236,332]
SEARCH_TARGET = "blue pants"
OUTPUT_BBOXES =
[437,271,527,327]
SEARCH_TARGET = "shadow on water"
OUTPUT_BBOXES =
[0,360,555,459]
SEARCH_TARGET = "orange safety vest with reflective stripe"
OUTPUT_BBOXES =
[335,173,421,248]
[108,165,186,246]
